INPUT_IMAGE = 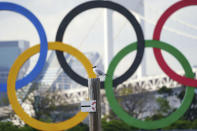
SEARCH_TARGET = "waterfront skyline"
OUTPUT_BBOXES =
[0,0,196,77]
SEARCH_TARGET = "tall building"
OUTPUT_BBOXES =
[0,40,30,106]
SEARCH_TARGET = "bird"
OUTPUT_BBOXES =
[92,66,107,78]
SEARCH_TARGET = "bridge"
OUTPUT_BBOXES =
[116,68,197,92]
[44,67,197,117]
[39,67,197,104]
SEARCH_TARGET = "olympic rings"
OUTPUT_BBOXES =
[7,42,96,131]
[105,40,195,129]
[55,0,145,88]
[153,0,197,87]
[0,2,48,92]
[2,0,197,130]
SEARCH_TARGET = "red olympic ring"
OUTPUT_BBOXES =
[153,0,197,87]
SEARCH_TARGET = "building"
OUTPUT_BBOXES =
[33,51,103,91]
[0,40,30,106]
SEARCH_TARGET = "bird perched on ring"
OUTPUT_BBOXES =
[92,66,107,78]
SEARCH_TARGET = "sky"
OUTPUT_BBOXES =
[0,0,197,79]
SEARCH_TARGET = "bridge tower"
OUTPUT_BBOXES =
[104,0,146,78]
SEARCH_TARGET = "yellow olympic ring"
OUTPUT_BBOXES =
[7,42,96,131]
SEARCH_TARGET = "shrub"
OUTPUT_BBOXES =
[67,123,89,131]
[158,86,172,95]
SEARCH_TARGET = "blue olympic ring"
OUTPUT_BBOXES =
[0,2,48,92]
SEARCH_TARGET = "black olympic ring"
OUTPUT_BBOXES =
[55,0,145,88]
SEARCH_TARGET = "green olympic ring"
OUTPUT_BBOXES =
[104,40,195,129]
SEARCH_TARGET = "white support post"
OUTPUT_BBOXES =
[136,0,146,78]
[104,8,113,73]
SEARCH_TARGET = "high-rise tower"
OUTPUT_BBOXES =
[104,0,146,78]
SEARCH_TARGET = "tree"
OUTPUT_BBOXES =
[22,82,80,122]
[157,86,173,95]
[178,88,197,121]
[156,97,171,114]
[67,123,89,131]
[102,119,137,131]
[117,91,155,119]
[0,122,37,131]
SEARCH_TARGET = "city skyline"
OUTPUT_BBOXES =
[0,0,196,78]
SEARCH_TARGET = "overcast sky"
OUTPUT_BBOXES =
[0,0,197,78]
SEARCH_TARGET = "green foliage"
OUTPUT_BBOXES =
[163,120,192,129]
[0,122,20,131]
[0,122,37,131]
[156,97,171,114]
[192,119,197,129]
[145,114,197,129]
[158,86,172,95]
[39,115,53,123]
[178,90,185,100]
[119,87,133,96]
[1,118,197,130]
[145,113,164,121]
[19,125,37,131]
[102,119,137,131]
[67,123,88,131]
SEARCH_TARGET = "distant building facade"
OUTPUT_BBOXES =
[34,51,104,91]
[0,40,30,106]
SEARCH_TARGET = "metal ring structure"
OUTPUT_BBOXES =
[105,40,194,129]
[55,0,145,88]
[0,2,48,92]
[3,1,197,130]
[7,42,96,131]
[153,0,197,87]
